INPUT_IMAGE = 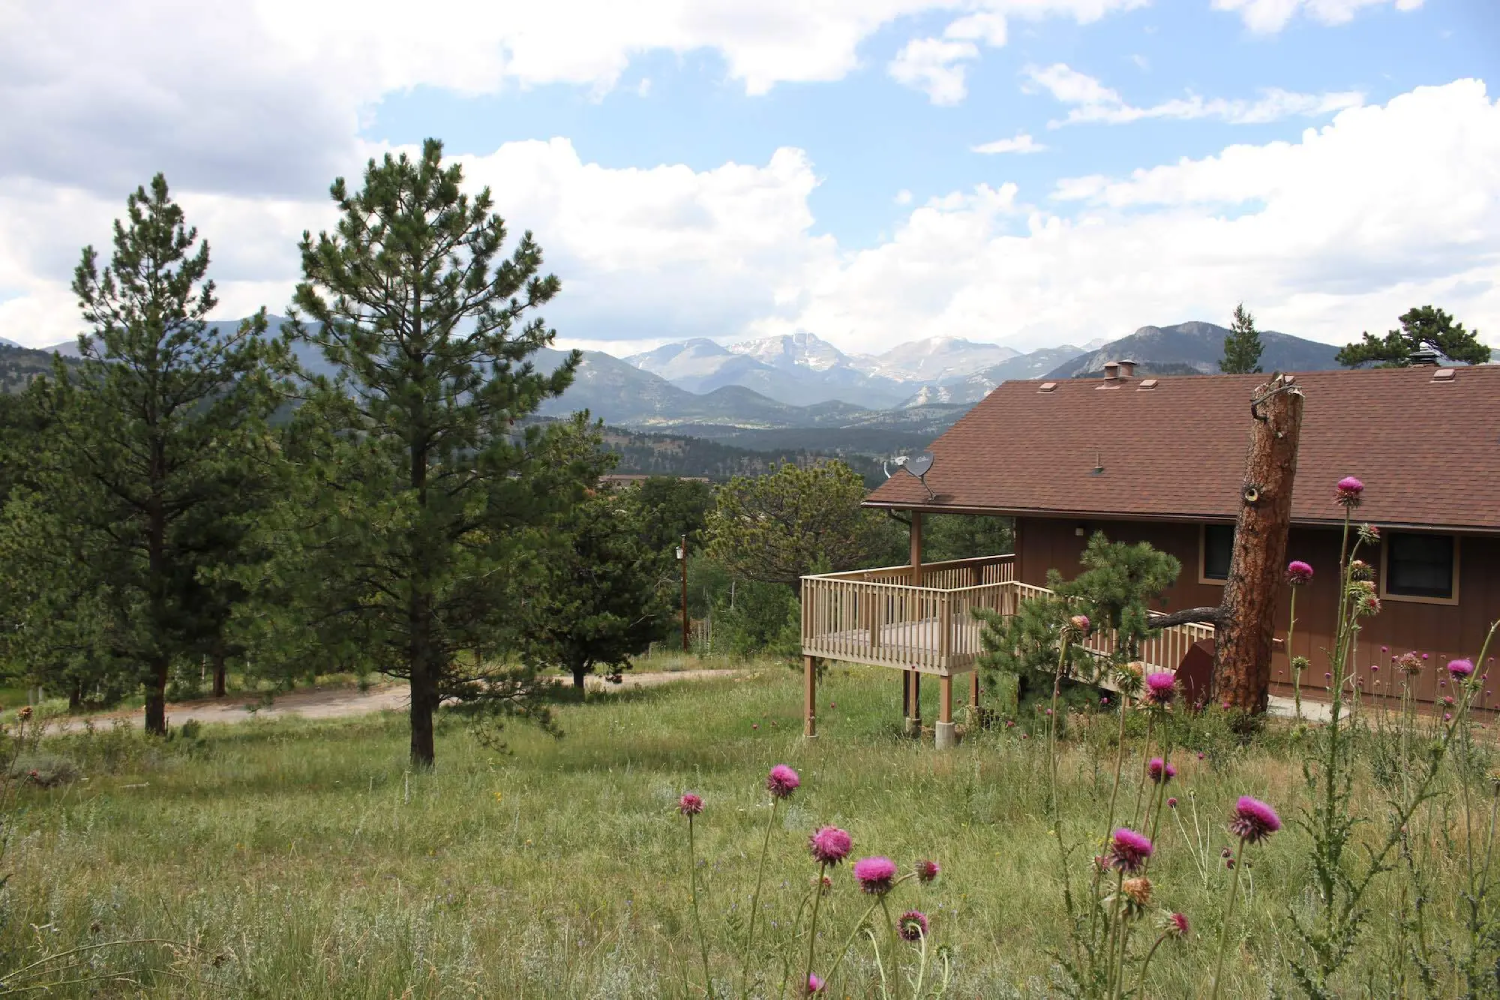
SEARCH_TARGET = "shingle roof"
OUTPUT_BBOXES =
[866,365,1500,531]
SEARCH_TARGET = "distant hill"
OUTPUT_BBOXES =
[0,343,77,394]
[590,424,888,487]
[1044,322,1340,379]
[627,335,911,408]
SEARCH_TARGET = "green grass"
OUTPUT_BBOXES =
[0,660,1492,997]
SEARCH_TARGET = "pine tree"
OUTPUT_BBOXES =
[1219,303,1264,374]
[281,139,588,767]
[1336,305,1491,367]
[517,477,675,690]
[0,175,286,732]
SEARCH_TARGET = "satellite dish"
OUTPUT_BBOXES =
[906,451,934,479]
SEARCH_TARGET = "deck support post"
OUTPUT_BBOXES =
[804,656,817,739]
[936,674,956,749]
[969,671,980,709]
[907,670,922,736]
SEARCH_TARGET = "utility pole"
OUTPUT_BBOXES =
[679,534,690,652]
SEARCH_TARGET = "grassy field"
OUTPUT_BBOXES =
[1,657,1494,998]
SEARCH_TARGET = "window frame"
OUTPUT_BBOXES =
[1198,523,1234,586]
[1379,531,1461,606]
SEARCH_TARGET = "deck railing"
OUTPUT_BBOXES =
[801,555,1214,679]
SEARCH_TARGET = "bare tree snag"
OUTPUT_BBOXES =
[1213,374,1305,712]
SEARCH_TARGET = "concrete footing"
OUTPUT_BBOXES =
[904,716,920,736]
[934,721,957,749]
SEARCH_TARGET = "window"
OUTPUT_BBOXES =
[1383,532,1458,602]
[1201,524,1234,582]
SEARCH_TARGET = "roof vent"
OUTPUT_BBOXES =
[1433,367,1456,382]
[1138,378,1159,390]
[1117,359,1137,378]
[1102,362,1121,380]
[1039,381,1058,392]
[1409,348,1441,366]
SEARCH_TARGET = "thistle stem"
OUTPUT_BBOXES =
[802,863,827,1000]
[688,816,715,998]
[1209,836,1248,1000]
[740,798,780,998]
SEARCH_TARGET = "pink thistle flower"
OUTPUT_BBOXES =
[1286,560,1314,586]
[1167,797,1178,809]
[678,793,703,816]
[1397,652,1423,675]
[1167,912,1190,937]
[1070,614,1090,633]
[1449,659,1475,679]
[809,826,852,866]
[915,859,940,883]
[1381,645,1389,653]
[1108,828,1153,874]
[1423,653,1430,660]
[1335,475,1364,508]
[806,973,825,994]
[1147,758,1177,784]
[898,910,930,942]
[1445,712,1453,721]
[1144,672,1177,706]
[853,856,898,895]
[766,765,800,799]
[1228,796,1281,844]
[1197,752,1206,760]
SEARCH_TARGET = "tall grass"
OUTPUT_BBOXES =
[0,660,1496,997]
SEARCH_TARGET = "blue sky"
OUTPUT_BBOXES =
[0,0,1497,355]
[367,2,1497,250]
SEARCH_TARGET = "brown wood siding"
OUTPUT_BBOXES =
[1015,516,1500,708]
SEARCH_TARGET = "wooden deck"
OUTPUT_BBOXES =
[801,553,1215,680]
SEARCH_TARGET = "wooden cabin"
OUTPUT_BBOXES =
[800,361,1500,745]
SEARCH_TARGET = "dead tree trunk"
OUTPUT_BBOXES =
[1214,374,1305,713]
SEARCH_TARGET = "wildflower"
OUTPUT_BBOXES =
[1349,559,1374,581]
[1423,653,1430,660]
[813,874,833,895]
[1122,876,1153,907]
[1228,796,1281,844]
[806,973,825,994]
[1449,659,1475,680]
[1357,595,1381,617]
[1358,523,1380,544]
[1445,713,1453,721]
[1220,847,1233,858]
[17,706,32,721]
[1335,475,1364,508]
[1100,696,1110,706]
[766,765,800,799]
[1167,912,1190,937]
[1069,614,1090,634]
[1147,758,1177,784]
[1167,797,1178,809]
[1381,645,1389,653]
[1197,752,1206,760]
[678,793,704,816]
[853,856,899,894]
[898,910,930,942]
[1397,652,1423,675]
[1371,664,1379,673]
[809,826,852,866]
[1443,696,1455,707]
[1108,828,1153,874]
[915,859,940,883]
[1144,672,1177,706]
[1286,560,1314,586]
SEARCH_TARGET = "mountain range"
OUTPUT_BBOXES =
[10,319,1352,454]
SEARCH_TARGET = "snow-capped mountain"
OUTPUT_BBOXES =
[725,331,849,372]
[855,337,1020,382]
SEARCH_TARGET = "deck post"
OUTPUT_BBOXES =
[804,655,817,739]
[905,512,923,736]
[936,674,956,749]
[910,671,922,735]
[969,671,980,708]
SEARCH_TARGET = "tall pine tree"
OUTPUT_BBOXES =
[1336,305,1491,367]
[2,175,286,732]
[1219,303,1264,374]
[282,139,588,767]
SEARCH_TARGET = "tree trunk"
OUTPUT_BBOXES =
[144,655,169,736]
[573,667,589,689]
[69,679,83,711]
[409,666,436,769]
[1213,374,1305,713]
[211,646,227,698]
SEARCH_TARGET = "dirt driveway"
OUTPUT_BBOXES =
[50,669,742,733]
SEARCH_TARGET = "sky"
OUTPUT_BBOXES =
[1,0,1497,357]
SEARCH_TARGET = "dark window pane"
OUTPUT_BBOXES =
[1203,524,1234,580]
[1386,533,1454,599]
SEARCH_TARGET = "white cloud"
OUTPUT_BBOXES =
[895,190,915,205]
[766,80,1500,352]
[889,37,981,105]
[1212,0,1424,33]
[972,133,1049,153]
[1026,63,1364,126]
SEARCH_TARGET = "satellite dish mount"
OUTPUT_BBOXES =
[883,450,936,499]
